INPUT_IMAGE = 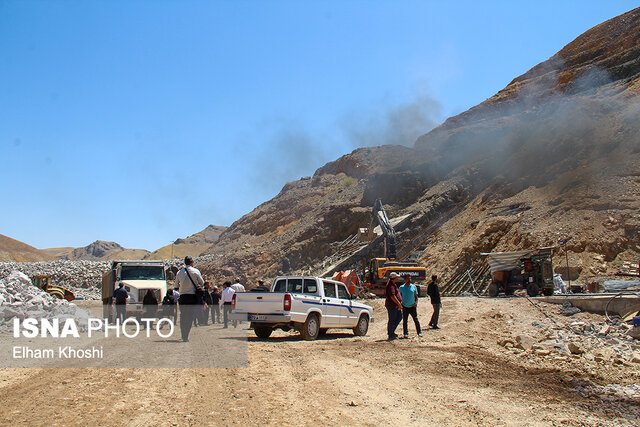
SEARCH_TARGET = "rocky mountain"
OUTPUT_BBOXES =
[199,7,640,285]
[0,234,54,262]
[144,225,227,260]
[46,240,150,261]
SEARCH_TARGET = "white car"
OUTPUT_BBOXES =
[230,276,374,340]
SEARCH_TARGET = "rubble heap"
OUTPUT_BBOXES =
[0,271,92,332]
[0,260,110,300]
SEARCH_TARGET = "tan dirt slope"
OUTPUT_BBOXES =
[145,225,227,260]
[0,234,54,262]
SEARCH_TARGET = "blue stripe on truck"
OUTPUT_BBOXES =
[300,299,355,314]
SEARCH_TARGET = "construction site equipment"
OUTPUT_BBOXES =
[31,275,75,301]
[363,200,427,295]
[482,248,554,297]
[332,269,374,298]
[101,260,168,318]
[440,264,493,297]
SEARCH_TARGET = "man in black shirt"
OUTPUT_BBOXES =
[427,274,441,329]
[250,280,269,292]
[112,283,129,323]
[210,286,221,324]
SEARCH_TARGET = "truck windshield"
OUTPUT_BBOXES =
[120,266,164,281]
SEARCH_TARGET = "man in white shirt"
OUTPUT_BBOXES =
[231,279,246,293]
[174,256,205,342]
[221,281,236,328]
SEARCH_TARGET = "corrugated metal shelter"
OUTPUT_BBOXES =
[481,247,554,273]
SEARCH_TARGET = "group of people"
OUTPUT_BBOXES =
[385,272,441,341]
[112,256,266,342]
[171,256,264,341]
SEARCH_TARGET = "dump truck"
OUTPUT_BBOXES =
[364,200,427,296]
[482,248,554,297]
[101,260,168,318]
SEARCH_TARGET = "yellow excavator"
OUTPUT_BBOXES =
[364,200,427,295]
[31,275,75,301]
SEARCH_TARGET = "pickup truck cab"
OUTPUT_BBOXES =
[230,276,374,340]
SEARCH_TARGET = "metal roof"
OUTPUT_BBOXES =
[480,247,554,273]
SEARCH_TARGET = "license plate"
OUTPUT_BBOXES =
[249,314,266,321]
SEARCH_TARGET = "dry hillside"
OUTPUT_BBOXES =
[0,234,54,262]
[45,240,150,261]
[145,225,226,260]
[197,8,640,286]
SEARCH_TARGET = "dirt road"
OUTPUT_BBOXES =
[1,297,639,426]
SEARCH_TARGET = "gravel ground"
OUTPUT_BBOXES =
[0,296,638,425]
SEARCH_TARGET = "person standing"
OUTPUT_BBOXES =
[399,274,422,338]
[142,289,158,329]
[231,279,246,293]
[221,281,235,328]
[174,256,205,342]
[171,287,180,322]
[201,282,213,326]
[427,274,441,329]
[210,286,221,324]
[384,273,403,340]
[112,282,129,323]
[250,280,269,292]
[161,289,177,328]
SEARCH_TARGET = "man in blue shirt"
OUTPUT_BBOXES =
[398,274,422,338]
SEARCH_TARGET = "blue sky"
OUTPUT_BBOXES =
[1,1,636,250]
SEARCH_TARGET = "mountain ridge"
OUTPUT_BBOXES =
[198,7,640,285]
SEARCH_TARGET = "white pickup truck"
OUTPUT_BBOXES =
[230,276,374,340]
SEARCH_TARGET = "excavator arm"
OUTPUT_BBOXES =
[372,199,397,260]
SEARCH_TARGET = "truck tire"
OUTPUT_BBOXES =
[526,283,539,297]
[254,326,272,339]
[353,314,369,336]
[488,283,499,297]
[300,313,320,341]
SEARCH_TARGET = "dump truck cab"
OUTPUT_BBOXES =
[101,260,168,317]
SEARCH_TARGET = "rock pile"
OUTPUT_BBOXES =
[560,301,582,316]
[0,260,110,300]
[498,316,640,366]
[0,271,92,332]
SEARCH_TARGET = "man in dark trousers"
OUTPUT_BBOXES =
[399,274,422,338]
[174,256,205,342]
[427,274,441,329]
[112,282,128,323]
[384,272,403,340]
[210,286,221,324]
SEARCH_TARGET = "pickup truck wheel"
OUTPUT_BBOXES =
[254,326,272,339]
[353,314,369,336]
[300,313,320,341]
